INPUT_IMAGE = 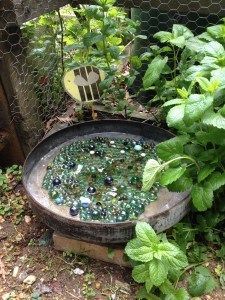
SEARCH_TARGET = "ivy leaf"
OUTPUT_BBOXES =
[143,56,168,90]
[191,184,214,211]
[149,259,168,286]
[197,165,216,183]
[166,104,185,128]
[165,288,189,300]
[142,159,163,191]
[132,264,149,283]
[125,238,153,262]
[160,166,186,186]
[157,135,189,161]
[135,222,160,245]
[203,110,225,130]
[188,266,217,296]
[184,94,213,125]
[167,176,193,192]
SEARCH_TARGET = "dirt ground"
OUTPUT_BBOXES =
[1,194,225,300]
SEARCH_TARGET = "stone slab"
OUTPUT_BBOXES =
[53,232,131,267]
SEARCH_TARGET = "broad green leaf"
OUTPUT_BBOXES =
[188,266,217,297]
[196,77,210,91]
[211,67,225,84]
[166,104,185,128]
[160,166,186,186]
[135,222,159,245]
[160,280,175,295]
[142,159,163,191]
[186,37,206,53]
[165,288,190,300]
[196,130,225,145]
[154,31,173,43]
[108,46,120,59]
[167,176,193,192]
[82,32,103,47]
[159,243,188,270]
[149,259,168,286]
[207,24,225,39]
[143,56,168,90]
[197,166,216,183]
[170,36,186,48]
[185,65,210,81]
[145,277,153,293]
[162,98,184,107]
[203,41,225,58]
[203,111,225,130]
[125,238,153,262]
[157,136,189,161]
[184,94,213,125]
[191,184,214,211]
[172,24,194,40]
[207,171,225,191]
[132,264,149,283]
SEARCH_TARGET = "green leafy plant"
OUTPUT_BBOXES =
[142,19,225,212]
[125,222,189,299]
[65,0,145,114]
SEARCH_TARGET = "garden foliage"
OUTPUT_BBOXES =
[142,20,225,212]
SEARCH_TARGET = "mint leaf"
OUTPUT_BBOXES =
[188,266,217,297]
[167,175,193,192]
[125,238,153,262]
[160,280,175,295]
[145,277,153,293]
[160,166,186,186]
[162,99,184,107]
[136,287,161,300]
[167,104,185,128]
[203,41,225,58]
[135,222,160,245]
[142,159,163,191]
[143,56,168,90]
[191,184,213,211]
[197,165,216,183]
[172,24,193,40]
[184,94,213,125]
[203,110,225,130]
[158,243,188,270]
[165,288,189,300]
[154,31,173,43]
[207,171,225,191]
[132,264,149,283]
[157,135,189,161]
[149,259,168,286]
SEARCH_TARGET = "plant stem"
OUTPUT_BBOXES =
[57,9,65,74]
[164,156,200,172]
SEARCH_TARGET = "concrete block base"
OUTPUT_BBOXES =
[53,232,131,267]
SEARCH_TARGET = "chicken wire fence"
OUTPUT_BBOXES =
[0,0,225,152]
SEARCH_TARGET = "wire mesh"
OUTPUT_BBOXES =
[0,0,225,150]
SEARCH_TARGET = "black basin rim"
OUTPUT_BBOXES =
[23,120,187,231]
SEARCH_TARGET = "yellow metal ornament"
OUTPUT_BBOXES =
[63,66,105,102]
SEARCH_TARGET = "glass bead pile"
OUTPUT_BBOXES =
[42,137,160,223]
